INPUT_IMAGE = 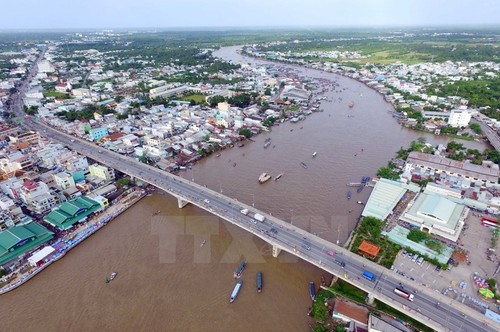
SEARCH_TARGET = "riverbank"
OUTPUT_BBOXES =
[0,188,147,295]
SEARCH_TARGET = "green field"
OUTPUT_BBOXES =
[43,91,68,98]
[180,94,206,104]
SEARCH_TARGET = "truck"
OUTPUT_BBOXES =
[362,270,376,282]
[394,288,414,301]
[254,213,265,222]
[240,208,249,215]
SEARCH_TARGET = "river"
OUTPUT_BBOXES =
[0,46,489,332]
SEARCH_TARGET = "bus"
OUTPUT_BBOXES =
[394,288,414,301]
[362,270,376,282]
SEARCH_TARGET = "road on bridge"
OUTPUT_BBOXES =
[10,49,498,332]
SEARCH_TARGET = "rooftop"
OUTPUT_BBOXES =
[407,151,499,183]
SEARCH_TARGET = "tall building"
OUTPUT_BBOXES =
[448,109,472,128]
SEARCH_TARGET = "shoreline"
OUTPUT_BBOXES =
[0,188,147,295]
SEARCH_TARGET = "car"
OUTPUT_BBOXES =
[402,249,407,255]
[302,244,311,251]
[327,250,335,256]
[435,265,442,272]
[203,199,210,204]
[412,255,419,263]
[417,257,424,265]
[71,139,75,142]
[334,259,346,268]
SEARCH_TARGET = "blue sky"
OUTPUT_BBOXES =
[2,0,499,30]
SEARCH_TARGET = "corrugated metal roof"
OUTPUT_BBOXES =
[362,179,408,220]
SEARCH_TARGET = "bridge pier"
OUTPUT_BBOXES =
[366,293,375,305]
[177,197,189,208]
[272,245,281,258]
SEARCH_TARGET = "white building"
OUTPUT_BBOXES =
[54,172,76,190]
[448,109,472,128]
[89,164,115,181]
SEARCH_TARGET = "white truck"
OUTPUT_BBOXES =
[240,208,249,215]
[254,213,265,222]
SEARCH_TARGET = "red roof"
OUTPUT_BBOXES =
[23,180,38,190]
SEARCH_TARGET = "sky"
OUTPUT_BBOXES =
[1,0,499,30]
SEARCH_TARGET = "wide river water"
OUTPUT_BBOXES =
[1,46,489,332]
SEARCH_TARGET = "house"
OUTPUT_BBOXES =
[89,127,109,141]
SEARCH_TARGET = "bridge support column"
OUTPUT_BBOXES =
[366,293,375,305]
[177,197,189,208]
[272,245,281,258]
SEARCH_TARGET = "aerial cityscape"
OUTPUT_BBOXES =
[0,1,499,331]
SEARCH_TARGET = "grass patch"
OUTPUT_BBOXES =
[43,91,68,98]
[374,300,434,332]
[180,94,206,104]
[330,279,367,303]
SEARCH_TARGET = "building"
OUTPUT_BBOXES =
[149,85,187,99]
[0,223,54,266]
[89,164,115,181]
[89,127,109,141]
[361,178,419,221]
[358,240,381,260]
[54,172,76,190]
[368,314,409,332]
[331,299,369,329]
[30,192,57,214]
[400,192,469,242]
[405,152,499,186]
[448,109,472,128]
[44,196,101,230]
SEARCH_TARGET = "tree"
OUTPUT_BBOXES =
[239,128,252,138]
[208,95,225,108]
[116,178,131,189]
[470,123,482,134]
[407,229,429,243]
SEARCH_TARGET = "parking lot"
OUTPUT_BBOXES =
[390,211,499,312]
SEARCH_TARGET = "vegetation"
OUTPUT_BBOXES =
[470,123,482,134]
[350,217,401,268]
[238,128,252,138]
[374,300,434,332]
[330,279,367,303]
[407,229,444,254]
[180,94,206,105]
[43,91,69,99]
[376,162,401,180]
[311,289,334,321]
[116,178,131,189]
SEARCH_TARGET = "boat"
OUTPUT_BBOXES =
[347,191,352,200]
[309,281,316,301]
[230,280,243,303]
[259,173,272,184]
[357,185,364,193]
[238,143,245,148]
[200,240,206,247]
[257,272,263,293]
[234,260,247,278]
[216,153,221,157]
[265,137,271,142]
[106,272,117,283]
[301,162,308,169]
[264,141,271,148]
[274,173,284,181]
[348,101,354,108]
[312,151,317,158]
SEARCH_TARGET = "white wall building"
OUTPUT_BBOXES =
[448,109,472,128]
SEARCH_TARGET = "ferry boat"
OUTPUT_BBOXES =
[230,280,243,303]
[347,191,352,200]
[274,173,284,181]
[312,151,317,158]
[258,173,272,183]
[257,272,263,293]
[309,281,316,301]
[234,260,247,278]
[301,162,308,169]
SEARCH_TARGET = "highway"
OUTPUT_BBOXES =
[10,49,499,332]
